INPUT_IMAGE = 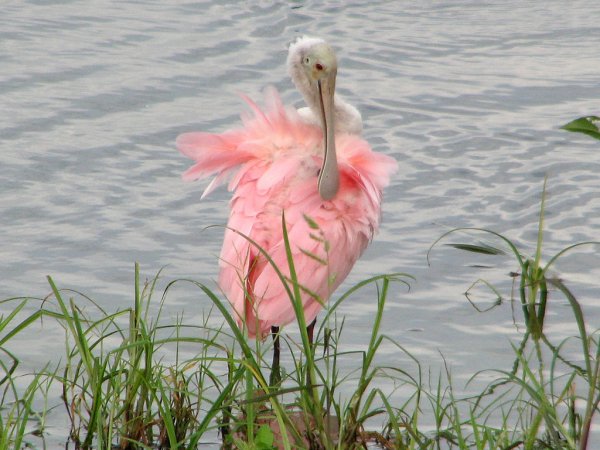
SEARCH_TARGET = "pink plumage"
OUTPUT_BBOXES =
[177,37,396,340]
[177,87,396,339]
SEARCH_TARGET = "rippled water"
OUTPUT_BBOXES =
[2,0,600,446]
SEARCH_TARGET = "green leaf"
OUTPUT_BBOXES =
[299,248,328,265]
[303,214,320,230]
[255,424,275,449]
[445,243,506,255]
[561,116,600,140]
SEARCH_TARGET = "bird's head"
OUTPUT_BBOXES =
[288,37,338,100]
[288,36,339,200]
[300,42,338,87]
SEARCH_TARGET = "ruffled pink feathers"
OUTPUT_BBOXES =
[177,88,396,203]
[176,87,397,339]
[176,87,320,198]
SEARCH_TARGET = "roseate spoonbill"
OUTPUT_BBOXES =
[176,36,397,373]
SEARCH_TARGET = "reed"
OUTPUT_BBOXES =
[0,181,599,449]
[430,180,600,450]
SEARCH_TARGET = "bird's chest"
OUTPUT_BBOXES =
[231,152,328,244]
[261,154,321,213]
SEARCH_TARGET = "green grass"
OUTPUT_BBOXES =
[1,175,600,448]
[0,195,600,449]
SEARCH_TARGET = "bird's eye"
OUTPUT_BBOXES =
[304,56,310,65]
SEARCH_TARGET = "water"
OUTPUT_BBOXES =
[2,0,600,446]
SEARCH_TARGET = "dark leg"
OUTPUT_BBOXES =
[269,326,281,386]
[306,319,317,389]
[307,318,317,346]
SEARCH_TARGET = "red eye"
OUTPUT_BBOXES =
[315,63,324,71]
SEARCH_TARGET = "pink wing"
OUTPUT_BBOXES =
[177,88,397,339]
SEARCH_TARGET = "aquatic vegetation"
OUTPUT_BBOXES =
[562,116,600,141]
[430,180,600,450]
[0,186,599,449]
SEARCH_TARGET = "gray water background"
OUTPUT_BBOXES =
[2,0,600,446]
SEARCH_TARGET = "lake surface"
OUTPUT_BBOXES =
[2,0,600,447]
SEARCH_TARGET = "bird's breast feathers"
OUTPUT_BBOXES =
[177,87,396,206]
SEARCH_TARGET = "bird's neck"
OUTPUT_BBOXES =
[302,90,363,135]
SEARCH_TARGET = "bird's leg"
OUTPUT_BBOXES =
[269,325,281,386]
[305,319,317,389]
[307,318,317,346]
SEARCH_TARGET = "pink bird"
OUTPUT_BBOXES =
[177,37,396,367]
